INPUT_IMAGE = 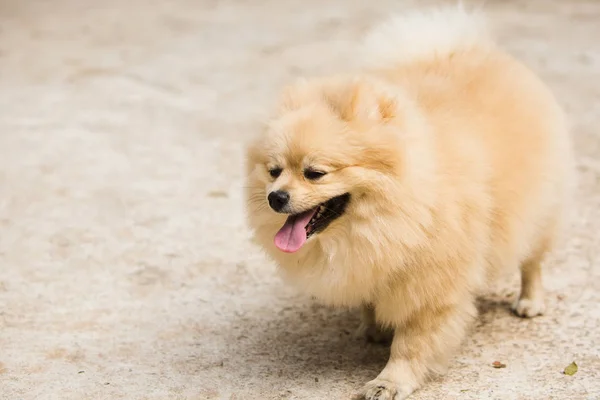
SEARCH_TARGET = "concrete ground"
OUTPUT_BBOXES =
[0,0,599,399]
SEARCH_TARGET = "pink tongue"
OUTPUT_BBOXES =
[274,208,317,253]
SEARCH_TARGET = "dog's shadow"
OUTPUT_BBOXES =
[235,302,390,385]
[177,292,518,397]
[228,296,513,385]
[477,296,514,316]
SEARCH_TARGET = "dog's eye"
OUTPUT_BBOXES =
[269,167,282,178]
[304,169,326,180]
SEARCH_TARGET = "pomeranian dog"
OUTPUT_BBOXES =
[244,6,573,400]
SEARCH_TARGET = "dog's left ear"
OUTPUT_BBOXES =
[327,78,398,122]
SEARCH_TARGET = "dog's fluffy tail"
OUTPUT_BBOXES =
[362,6,493,69]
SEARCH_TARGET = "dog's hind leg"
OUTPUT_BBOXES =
[512,255,546,318]
[512,230,555,318]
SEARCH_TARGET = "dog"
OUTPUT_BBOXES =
[244,6,573,399]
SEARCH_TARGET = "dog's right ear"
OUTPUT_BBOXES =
[278,77,311,112]
[326,78,398,122]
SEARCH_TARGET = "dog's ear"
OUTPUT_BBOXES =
[326,78,398,122]
[278,77,312,112]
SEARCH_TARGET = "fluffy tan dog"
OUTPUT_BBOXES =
[244,7,573,399]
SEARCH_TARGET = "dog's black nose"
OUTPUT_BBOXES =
[268,190,290,212]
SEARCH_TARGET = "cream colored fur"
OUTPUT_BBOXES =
[245,6,573,400]
[362,6,492,68]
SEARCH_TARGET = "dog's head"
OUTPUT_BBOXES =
[245,76,415,254]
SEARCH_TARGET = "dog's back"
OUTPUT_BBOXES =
[365,7,574,284]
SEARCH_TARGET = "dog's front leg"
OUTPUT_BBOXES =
[359,300,477,400]
[357,303,394,344]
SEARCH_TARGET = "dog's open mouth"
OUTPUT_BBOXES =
[274,193,350,253]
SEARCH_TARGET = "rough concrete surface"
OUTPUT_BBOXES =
[0,0,599,399]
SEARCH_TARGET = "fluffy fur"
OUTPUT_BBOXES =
[244,7,573,400]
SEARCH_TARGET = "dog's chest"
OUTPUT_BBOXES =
[278,245,383,307]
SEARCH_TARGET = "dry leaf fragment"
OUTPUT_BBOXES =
[492,361,506,368]
[563,361,578,376]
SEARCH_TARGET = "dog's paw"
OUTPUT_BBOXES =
[359,379,410,400]
[512,297,545,318]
